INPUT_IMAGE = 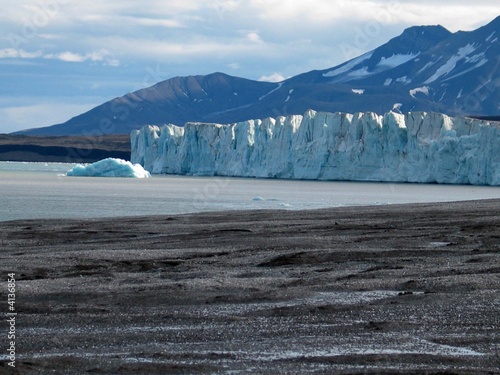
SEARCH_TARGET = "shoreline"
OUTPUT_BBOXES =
[1,199,499,374]
[3,196,500,221]
[2,193,500,224]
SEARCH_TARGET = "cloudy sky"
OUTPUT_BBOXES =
[0,0,498,133]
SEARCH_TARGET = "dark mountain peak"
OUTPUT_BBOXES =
[315,24,454,83]
[125,72,262,105]
[375,24,452,57]
[400,24,451,39]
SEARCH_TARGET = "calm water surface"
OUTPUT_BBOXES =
[1,162,499,222]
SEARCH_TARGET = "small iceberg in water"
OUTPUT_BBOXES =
[252,196,265,201]
[66,158,151,178]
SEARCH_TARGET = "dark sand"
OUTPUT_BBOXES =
[0,200,499,374]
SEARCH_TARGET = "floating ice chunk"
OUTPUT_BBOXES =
[66,158,151,178]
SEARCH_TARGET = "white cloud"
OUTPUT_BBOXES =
[87,35,273,61]
[258,72,285,82]
[0,47,120,66]
[0,49,43,59]
[131,17,184,28]
[38,33,66,40]
[246,32,263,43]
[80,14,184,28]
[2,1,497,71]
[53,51,85,62]
[248,0,372,23]
[246,0,497,31]
[227,62,240,70]
[84,49,120,66]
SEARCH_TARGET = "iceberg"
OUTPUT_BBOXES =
[131,111,499,185]
[67,158,151,178]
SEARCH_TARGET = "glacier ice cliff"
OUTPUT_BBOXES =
[131,111,499,185]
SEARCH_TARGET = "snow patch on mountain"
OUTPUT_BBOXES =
[259,83,282,101]
[322,53,372,78]
[442,59,489,82]
[377,53,420,68]
[392,103,403,112]
[466,52,486,64]
[347,67,371,79]
[396,76,412,84]
[409,86,430,98]
[425,43,478,84]
[131,111,499,185]
[417,61,438,75]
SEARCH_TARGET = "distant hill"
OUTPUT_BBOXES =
[0,134,130,162]
[17,16,500,136]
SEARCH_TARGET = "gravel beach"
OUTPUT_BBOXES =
[0,199,499,374]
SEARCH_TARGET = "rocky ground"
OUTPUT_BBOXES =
[0,199,499,374]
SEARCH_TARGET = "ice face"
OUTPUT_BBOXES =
[66,158,151,178]
[131,111,499,186]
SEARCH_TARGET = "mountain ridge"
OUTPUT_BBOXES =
[16,16,500,136]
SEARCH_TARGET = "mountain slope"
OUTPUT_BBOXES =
[20,73,277,136]
[18,16,500,136]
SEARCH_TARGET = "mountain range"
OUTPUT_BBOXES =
[18,16,500,136]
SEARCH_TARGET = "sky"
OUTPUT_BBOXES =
[0,0,498,133]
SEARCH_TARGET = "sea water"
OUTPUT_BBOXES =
[0,161,499,222]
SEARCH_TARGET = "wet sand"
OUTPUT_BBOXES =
[0,199,499,374]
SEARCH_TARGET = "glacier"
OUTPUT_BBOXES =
[67,158,151,178]
[131,111,499,185]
